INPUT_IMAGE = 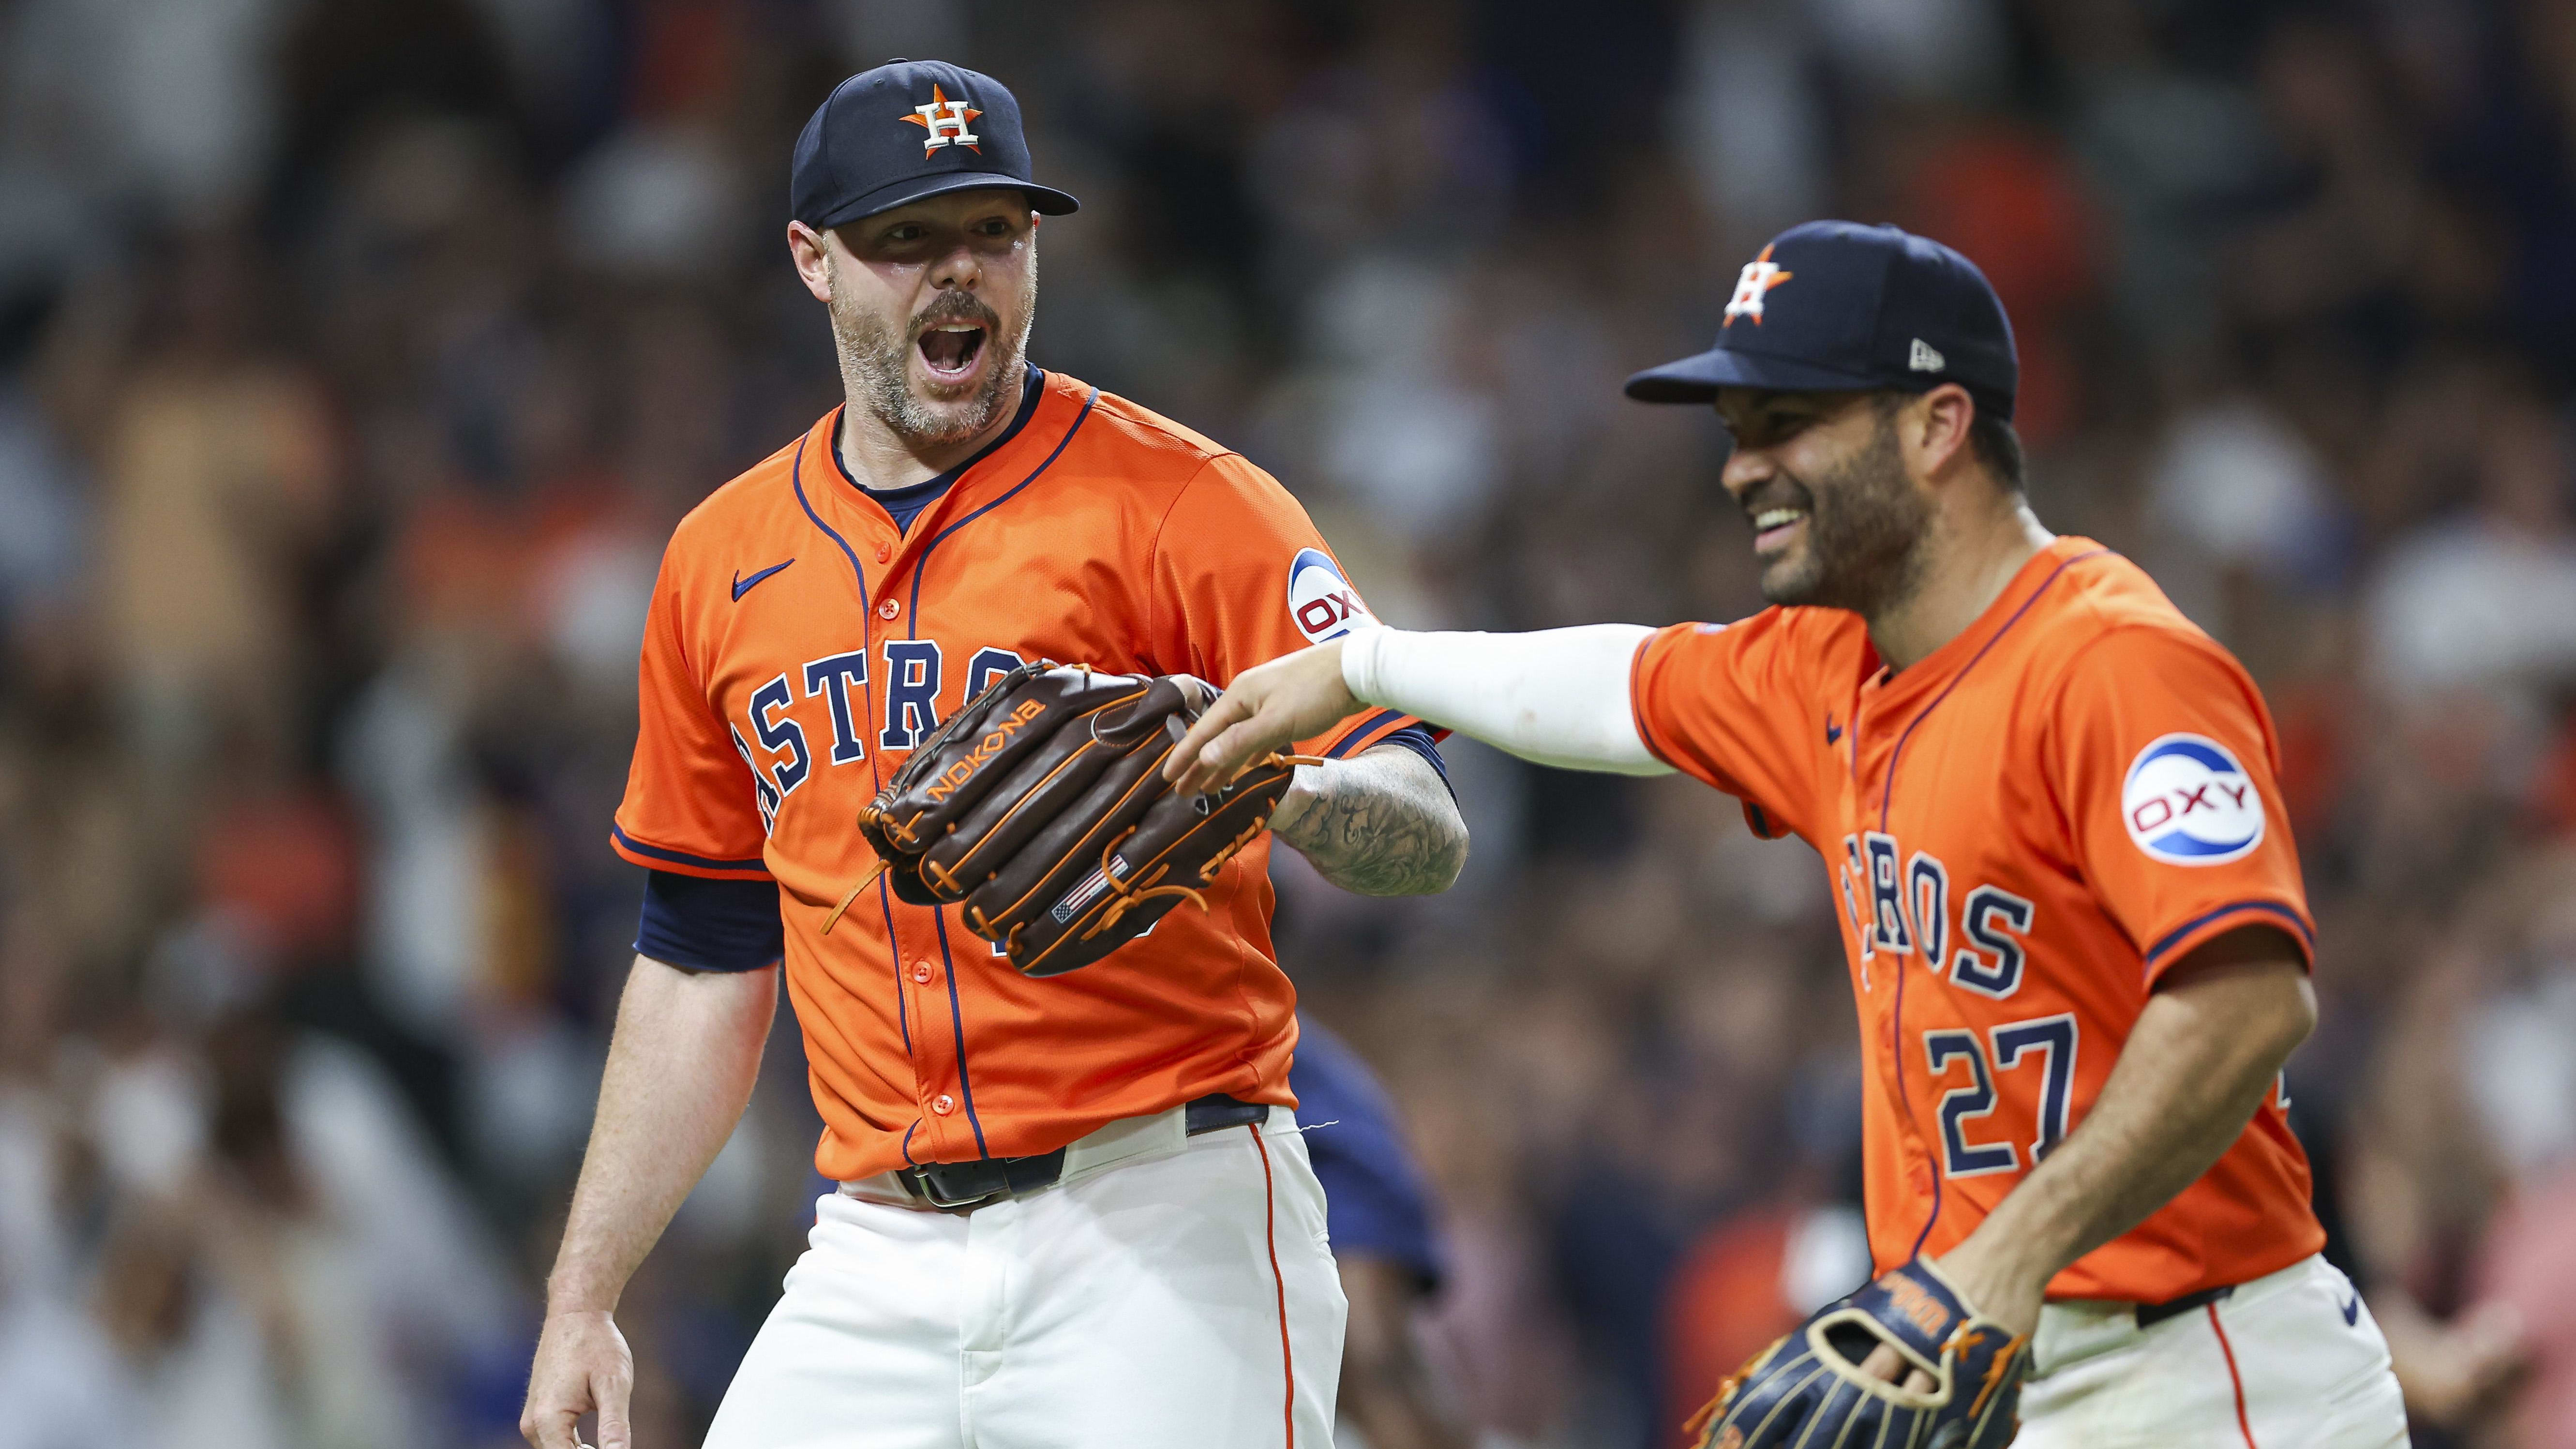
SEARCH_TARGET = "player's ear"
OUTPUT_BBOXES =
[787,220,836,304]
[1907,383,1978,483]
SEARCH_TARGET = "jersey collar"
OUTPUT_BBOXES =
[826,362,1050,520]
[793,368,1090,596]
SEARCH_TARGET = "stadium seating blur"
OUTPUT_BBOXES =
[0,2,2569,1446]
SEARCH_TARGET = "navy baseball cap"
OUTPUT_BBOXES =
[1625,221,2017,422]
[791,60,1078,230]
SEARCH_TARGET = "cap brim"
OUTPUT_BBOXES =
[1622,346,1881,404]
[809,172,1080,230]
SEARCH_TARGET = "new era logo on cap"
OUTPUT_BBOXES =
[1624,220,2018,422]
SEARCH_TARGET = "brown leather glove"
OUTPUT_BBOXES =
[841,661,1312,976]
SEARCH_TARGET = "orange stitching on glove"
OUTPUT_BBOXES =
[896,745,1331,963]
[1680,1333,1784,1447]
[1080,827,1200,941]
[820,861,889,936]
[1679,1395,1721,1444]
[1197,818,1266,883]
[1964,1331,2028,1419]
[981,743,1180,923]
[1089,882,1208,940]
[1076,750,1320,941]
[1183,752,1323,883]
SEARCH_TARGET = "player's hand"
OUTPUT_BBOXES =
[1922,1241,2047,1340]
[1165,640,1362,795]
[1852,1243,2044,1395]
[522,1309,636,1449]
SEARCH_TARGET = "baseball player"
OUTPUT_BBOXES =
[519,61,1467,1449]
[1172,222,2410,1446]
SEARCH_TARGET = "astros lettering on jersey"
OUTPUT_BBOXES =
[612,366,1422,1181]
[1632,536,2322,1303]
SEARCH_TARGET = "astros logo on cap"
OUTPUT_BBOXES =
[1722,243,1794,326]
[903,84,983,155]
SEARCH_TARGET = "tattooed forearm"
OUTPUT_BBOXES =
[1270,744,1468,897]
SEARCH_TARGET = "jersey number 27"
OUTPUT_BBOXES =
[1921,1014,2077,1179]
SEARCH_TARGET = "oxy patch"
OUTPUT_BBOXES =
[1287,547,1372,644]
[2122,733,2264,865]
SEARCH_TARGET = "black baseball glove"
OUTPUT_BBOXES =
[1686,1257,2031,1449]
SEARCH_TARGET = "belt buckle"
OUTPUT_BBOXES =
[900,1165,1001,1211]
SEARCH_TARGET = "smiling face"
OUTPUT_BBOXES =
[1715,388,1932,614]
[793,187,1039,449]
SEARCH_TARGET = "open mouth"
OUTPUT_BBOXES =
[1750,505,1808,555]
[918,323,988,383]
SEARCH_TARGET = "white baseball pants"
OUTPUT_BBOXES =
[2016,1254,2408,1447]
[703,1104,1345,1449]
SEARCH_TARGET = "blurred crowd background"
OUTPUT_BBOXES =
[3,0,2576,1445]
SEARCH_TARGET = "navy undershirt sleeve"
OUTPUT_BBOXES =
[635,870,785,973]
[1374,725,1451,797]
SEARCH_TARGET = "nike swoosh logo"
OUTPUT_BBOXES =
[2339,1293,2360,1326]
[1826,718,1843,745]
[731,559,794,601]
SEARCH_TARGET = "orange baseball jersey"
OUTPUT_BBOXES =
[611,367,1423,1182]
[1631,536,2323,1304]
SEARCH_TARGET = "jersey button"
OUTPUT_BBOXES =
[878,598,900,620]
[910,961,935,984]
[875,543,891,563]
[931,1094,956,1116]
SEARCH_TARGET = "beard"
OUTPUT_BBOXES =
[828,260,1037,448]
[1753,408,1931,615]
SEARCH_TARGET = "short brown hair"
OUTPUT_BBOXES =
[1969,409,2025,493]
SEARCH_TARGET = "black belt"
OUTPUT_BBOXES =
[894,1092,1271,1210]
[2134,1283,2234,1328]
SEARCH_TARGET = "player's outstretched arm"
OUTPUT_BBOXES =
[1918,926,2315,1340]
[523,954,778,1449]
[1167,625,1675,795]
